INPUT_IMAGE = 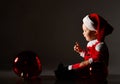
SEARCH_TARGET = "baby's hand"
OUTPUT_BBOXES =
[74,42,82,53]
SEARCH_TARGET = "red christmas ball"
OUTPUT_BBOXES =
[13,51,42,79]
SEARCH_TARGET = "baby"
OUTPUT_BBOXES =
[55,13,113,80]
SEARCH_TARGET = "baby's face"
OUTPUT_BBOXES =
[82,24,97,41]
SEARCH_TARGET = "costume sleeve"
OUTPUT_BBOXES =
[79,51,85,58]
[68,60,90,70]
[68,63,80,70]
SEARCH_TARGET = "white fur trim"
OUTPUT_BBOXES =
[95,42,104,52]
[83,15,96,31]
[88,58,93,64]
[79,51,85,58]
[68,65,72,70]
[87,39,98,47]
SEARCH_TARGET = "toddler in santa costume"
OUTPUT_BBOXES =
[55,13,113,80]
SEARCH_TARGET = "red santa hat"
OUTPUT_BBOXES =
[83,13,113,41]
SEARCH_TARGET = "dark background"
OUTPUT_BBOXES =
[0,0,119,75]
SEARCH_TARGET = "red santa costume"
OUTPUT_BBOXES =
[68,13,113,78]
[55,13,113,80]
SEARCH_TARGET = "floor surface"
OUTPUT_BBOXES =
[0,71,120,84]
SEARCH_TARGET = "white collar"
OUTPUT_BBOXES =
[87,39,98,47]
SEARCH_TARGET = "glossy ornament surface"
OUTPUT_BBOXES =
[13,51,42,79]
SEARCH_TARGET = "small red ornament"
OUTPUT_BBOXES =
[13,51,42,79]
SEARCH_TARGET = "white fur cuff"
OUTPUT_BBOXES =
[68,65,72,70]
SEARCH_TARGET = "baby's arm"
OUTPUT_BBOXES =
[68,60,90,70]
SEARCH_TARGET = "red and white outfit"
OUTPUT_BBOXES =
[68,39,109,70]
[68,13,113,73]
[55,13,113,80]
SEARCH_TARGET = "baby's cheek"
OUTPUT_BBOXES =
[85,35,89,38]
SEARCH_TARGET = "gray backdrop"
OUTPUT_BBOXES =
[0,0,119,75]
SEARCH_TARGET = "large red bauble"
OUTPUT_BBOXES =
[13,51,42,79]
